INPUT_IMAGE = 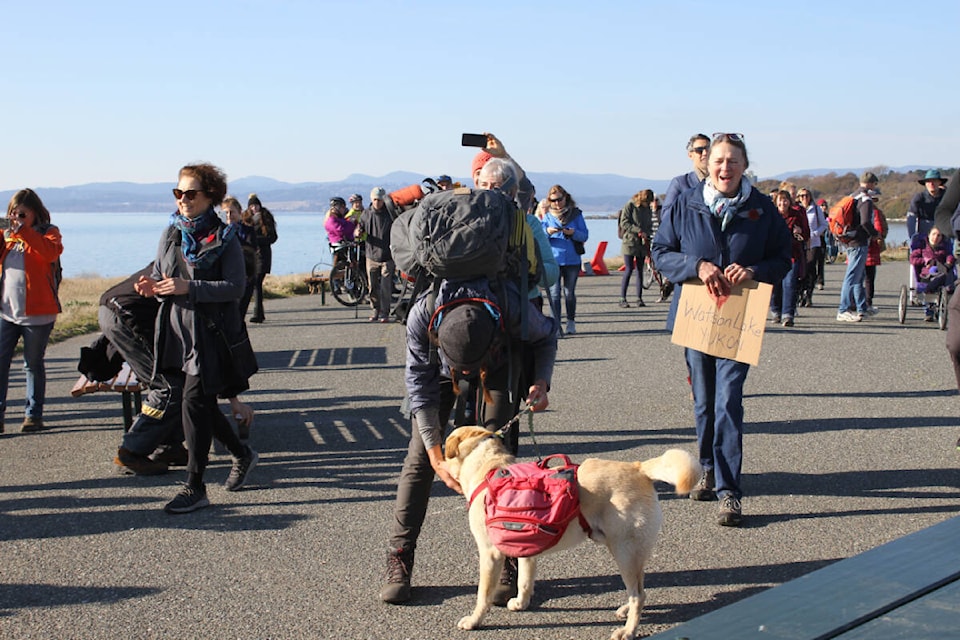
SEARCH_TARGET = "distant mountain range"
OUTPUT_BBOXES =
[0,166,933,213]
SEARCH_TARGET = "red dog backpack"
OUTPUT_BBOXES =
[470,454,590,558]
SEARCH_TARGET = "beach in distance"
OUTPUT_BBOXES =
[58,212,912,279]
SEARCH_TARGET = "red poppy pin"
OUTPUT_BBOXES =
[747,209,761,220]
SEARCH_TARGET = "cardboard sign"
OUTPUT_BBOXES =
[671,280,773,366]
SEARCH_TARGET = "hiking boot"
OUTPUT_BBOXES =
[635,299,646,307]
[566,320,577,335]
[150,445,189,467]
[224,446,258,491]
[164,483,209,514]
[717,494,743,527]
[619,299,630,308]
[21,416,43,432]
[380,547,414,603]
[689,469,716,501]
[491,557,518,607]
[116,447,168,475]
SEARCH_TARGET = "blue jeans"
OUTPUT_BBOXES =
[771,260,800,318]
[838,244,868,314]
[549,264,580,323]
[0,318,55,420]
[685,348,750,499]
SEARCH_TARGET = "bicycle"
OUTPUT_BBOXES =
[328,241,369,307]
[641,255,664,290]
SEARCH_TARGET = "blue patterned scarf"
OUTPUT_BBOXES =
[169,208,238,269]
[703,177,754,231]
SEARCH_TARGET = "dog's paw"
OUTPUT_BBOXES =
[608,628,636,640]
[615,603,630,620]
[457,615,480,630]
[506,596,530,611]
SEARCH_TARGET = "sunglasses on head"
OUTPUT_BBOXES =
[712,132,745,143]
[173,188,205,201]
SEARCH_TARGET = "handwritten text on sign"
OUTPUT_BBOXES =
[670,280,773,366]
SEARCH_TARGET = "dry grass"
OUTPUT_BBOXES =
[51,273,312,345]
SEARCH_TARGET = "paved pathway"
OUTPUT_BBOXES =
[1,263,959,639]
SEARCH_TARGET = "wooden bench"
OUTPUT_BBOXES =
[71,362,145,431]
[304,273,329,304]
[647,515,960,639]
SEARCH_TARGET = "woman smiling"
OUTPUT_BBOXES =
[135,163,258,514]
[651,133,792,527]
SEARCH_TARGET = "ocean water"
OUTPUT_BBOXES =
[53,212,909,279]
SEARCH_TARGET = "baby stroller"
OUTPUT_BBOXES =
[898,234,956,330]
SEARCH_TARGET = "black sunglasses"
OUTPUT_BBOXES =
[690,146,709,155]
[548,196,565,202]
[173,188,205,201]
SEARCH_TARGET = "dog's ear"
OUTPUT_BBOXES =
[445,426,492,460]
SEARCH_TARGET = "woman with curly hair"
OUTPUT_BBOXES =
[618,189,654,307]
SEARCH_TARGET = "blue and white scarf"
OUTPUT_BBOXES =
[169,208,238,269]
[703,177,754,231]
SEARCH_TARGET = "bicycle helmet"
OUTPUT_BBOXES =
[329,196,346,207]
[349,193,362,203]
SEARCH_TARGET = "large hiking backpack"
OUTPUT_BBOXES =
[470,454,590,557]
[391,187,539,283]
[828,195,857,242]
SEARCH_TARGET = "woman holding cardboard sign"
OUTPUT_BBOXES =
[651,133,792,527]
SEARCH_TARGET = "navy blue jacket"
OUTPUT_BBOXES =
[652,181,793,330]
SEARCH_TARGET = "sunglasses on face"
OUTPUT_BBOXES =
[549,196,565,203]
[690,146,709,155]
[173,188,205,201]
[712,132,745,143]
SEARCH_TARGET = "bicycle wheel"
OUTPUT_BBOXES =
[641,258,655,290]
[330,261,364,307]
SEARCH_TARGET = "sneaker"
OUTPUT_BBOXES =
[149,445,189,467]
[816,283,824,291]
[116,447,169,475]
[769,313,781,323]
[864,306,879,316]
[618,299,630,308]
[782,317,794,327]
[21,416,43,432]
[368,314,379,322]
[635,299,646,307]
[717,494,742,527]
[836,311,862,323]
[164,483,209,514]
[689,469,716,501]
[249,316,265,324]
[224,446,259,491]
[491,557,518,607]
[566,320,577,335]
[380,547,415,603]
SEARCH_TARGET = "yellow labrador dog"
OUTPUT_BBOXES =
[444,426,700,640]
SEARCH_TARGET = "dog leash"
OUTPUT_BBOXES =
[494,403,542,462]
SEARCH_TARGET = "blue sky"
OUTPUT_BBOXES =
[3,0,958,191]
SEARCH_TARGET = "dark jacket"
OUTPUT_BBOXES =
[652,181,793,330]
[151,222,256,398]
[252,209,278,274]
[404,277,557,449]
[847,189,880,248]
[619,201,653,256]
[359,204,394,263]
[908,188,945,238]
[935,174,960,238]
[663,171,702,210]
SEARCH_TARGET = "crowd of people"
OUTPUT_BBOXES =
[2,131,957,611]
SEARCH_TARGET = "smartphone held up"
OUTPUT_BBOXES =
[461,133,488,148]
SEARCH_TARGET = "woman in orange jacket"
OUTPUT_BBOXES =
[0,189,63,433]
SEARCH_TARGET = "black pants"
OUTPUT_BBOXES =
[182,373,246,477]
[250,272,267,320]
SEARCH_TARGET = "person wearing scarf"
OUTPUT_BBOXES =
[135,163,258,514]
[652,133,792,527]
[541,184,589,336]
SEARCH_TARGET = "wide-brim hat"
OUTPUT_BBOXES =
[918,169,947,185]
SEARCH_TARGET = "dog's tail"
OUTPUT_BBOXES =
[638,449,701,495]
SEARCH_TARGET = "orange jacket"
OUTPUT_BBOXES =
[0,223,64,316]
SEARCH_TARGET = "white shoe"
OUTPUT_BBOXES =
[836,311,862,322]
[565,320,577,335]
